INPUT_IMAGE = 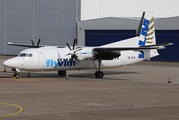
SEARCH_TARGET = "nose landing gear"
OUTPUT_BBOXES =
[12,68,21,79]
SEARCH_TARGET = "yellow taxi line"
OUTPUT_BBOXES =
[0,102,23,118]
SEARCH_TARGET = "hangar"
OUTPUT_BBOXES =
[0,0,179,61]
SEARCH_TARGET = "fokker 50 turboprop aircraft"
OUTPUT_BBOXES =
[3,10,173,79]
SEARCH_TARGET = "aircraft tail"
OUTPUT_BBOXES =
[101,10,156,47]
[137,10,156,46]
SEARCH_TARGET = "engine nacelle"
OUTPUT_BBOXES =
[76,50,94,60]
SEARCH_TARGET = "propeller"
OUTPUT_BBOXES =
[57,51,61,62]
[66,38,82,67]
[31,38,41,48]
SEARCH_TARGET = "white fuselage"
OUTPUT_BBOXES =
[3,46,159,71]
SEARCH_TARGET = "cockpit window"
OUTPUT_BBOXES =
[29,54,33,57]
[19,53,33,57]
[19,53,27,57]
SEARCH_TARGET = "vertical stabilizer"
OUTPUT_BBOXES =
[136,12,145,37]
[138,10,156,46]
[101,10,156,47]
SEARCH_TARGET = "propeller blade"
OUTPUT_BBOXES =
[57,51,61,58]
[66,53,70,56]
[31,39,35,47]
[66,42,71,50]
[67,38,80,67]
[74,48,82,53]
[73,38,76,50]
[70,55,73,67]
[36,38,41,48]
[73,54,78,61]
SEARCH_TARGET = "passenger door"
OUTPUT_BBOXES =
[38,52,46,69]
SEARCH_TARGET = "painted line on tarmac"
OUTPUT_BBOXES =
[1,78,179,94]
[0,102,23,118]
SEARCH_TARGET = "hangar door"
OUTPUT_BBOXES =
[85,30,136,46]
[85,30,179,61]
[151,30,179,61]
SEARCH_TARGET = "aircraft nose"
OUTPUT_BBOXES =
[3,58,22,68]
[3,60,11,67]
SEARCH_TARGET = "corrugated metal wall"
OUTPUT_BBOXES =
[0,1,5,54]
[81,0,179,20]
[34,0,61,46]
[6,0,33,55]
[0,0,80,55]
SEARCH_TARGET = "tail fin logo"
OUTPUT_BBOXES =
[146,17,155,44]
[138,51,144,58]
[139,18,150,46]
[141,19,150,37]
[139,17,155,46]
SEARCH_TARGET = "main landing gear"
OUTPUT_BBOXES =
[95,71,104,78]
[58,70,66,76]
[94,59,104,78]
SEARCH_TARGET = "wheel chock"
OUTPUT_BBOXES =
[12,77,21,79]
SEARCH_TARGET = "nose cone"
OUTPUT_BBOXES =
[3,60,9,67]
[3,57,23,68]
[3,59,15,68]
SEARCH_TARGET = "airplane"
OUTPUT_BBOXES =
[3,10,173,79]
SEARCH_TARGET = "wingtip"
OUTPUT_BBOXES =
[7,42,12,45]
[168,43,174,45]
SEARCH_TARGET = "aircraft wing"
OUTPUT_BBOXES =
[7,42,45,48]
[7,42,64,48]
[93,43,173,52]
[93,46,157,52]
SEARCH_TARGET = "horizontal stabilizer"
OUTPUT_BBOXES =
[142,43,174,47]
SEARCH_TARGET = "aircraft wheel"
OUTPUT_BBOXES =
[16,74,20,79]
[13,73,20,79]
[58,70,66,76]
[13,73,16,77]
[95,71,104,78]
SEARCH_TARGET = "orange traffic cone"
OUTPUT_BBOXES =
[4,67,6,72]
[168,76,171,83]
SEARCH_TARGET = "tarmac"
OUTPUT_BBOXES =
[0,55,179,120]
